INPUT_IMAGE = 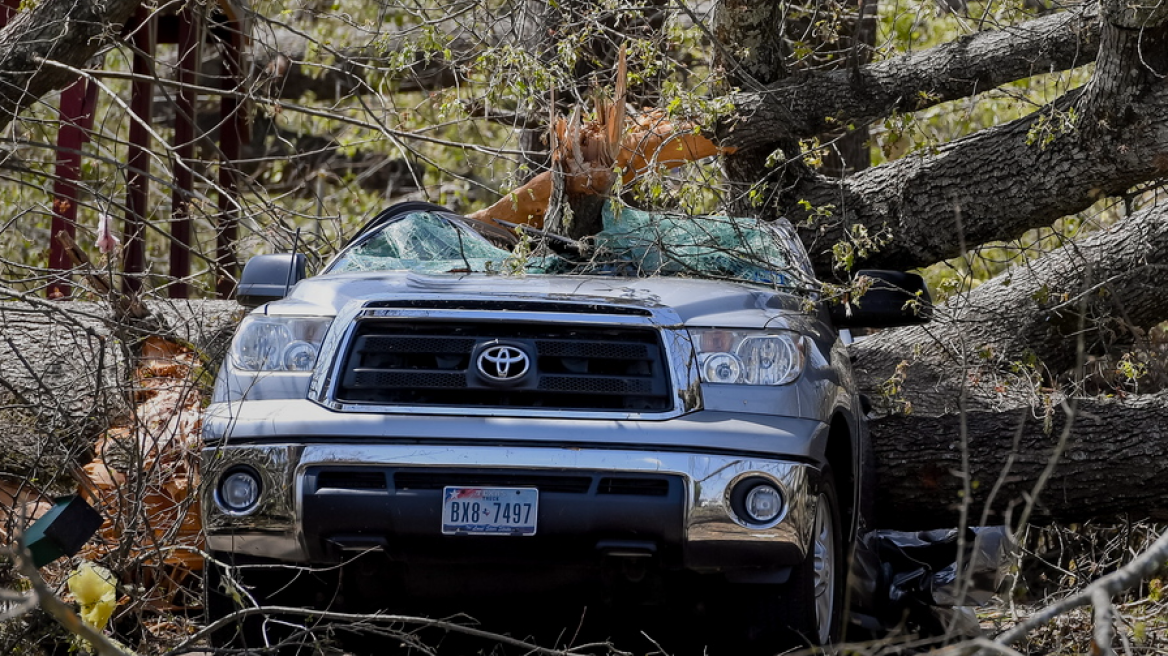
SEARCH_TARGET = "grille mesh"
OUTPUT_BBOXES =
[534,341,649,359]
[312,469,676,497]
[335,319,672,412]
[537,375,652,394]
[349,371,466,389]
[394,471,593,493]
[360,336,476,354]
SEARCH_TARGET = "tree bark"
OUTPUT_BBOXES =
[724,5,1100,149]
[850,202,1168,411]
[0,0,141,133]
[0,297,242,485]
[713,0,799,215]
[849,202,1168,529]
[788,25,1166,274]
[870,392,1168,530]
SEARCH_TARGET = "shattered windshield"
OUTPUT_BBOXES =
[584,204,817,290]
[328,211,522,274]
[327,203,818,293]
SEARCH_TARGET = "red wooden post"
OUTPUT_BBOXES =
[216,25,246,299]
[48,82,94,298]
[169,6,200,298]
[123,9,155,296]
[0,0,17,26]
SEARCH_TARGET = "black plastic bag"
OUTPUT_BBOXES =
[849,526,1014,638]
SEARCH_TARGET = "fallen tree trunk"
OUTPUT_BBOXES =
[0,296,243,488]
[869,393,1168,530]
[846,201,1168,529]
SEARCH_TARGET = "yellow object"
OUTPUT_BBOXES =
[68,562,118,630]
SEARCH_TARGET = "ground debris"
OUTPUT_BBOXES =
[75,336,206,612]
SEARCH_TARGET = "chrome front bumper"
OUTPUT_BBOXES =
[202,442,820,572]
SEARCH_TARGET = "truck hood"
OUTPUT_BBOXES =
[267,271,815,328]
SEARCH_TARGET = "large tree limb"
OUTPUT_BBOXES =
[851,201,1168,415]
[724,4,1101,149]
[0,0,141,133]
[851,203,1168,529]
[869,392,1168,529]
[786,12,1168,274]
[789,93,1168,274]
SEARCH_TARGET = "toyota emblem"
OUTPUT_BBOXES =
[477,345,530,381]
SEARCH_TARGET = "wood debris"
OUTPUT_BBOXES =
[76,336,206,611]
[468,47,731,230]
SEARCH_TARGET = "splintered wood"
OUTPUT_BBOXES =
[468,47,730,230]
[469,112,725,230]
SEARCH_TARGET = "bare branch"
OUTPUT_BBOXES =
[174,603,633,656]
[8,541,135,656]
[996,527,1168,645]
[725,4,1101,148]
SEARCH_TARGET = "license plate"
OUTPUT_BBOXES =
[441,487,538,536]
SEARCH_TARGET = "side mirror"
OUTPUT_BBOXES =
[236,254,307,307]
[830,270,932,329]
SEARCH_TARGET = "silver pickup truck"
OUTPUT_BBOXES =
[201,201,930,653]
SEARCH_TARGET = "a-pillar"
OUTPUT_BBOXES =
[123,7,156,296]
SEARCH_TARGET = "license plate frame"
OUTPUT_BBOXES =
[441,486,539,536]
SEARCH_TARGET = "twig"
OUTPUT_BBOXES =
[172,604,633,656]
[934,636,1029,656]
[996,527,1168,645]
[7,540,135,656]
[53,231,150,321]
[0,588,37,621]
[1092,587,1115,656]
[36,59,543,158]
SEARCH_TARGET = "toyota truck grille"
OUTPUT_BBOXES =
[334,320,673,412]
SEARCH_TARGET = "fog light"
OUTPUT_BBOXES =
[744,484,783,523]
[218,469,261,514]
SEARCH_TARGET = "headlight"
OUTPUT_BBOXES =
[690,329,804,385]
[231,315,332,372]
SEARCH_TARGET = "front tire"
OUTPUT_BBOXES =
[735,468,845,654]
[781,467,845,646]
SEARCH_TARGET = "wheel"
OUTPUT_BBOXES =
[727,468,845,655]
[780,467,845,646]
